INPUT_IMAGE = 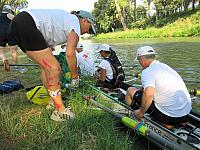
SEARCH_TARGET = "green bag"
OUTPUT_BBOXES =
[55,52,71,88]
[26,85,50,105]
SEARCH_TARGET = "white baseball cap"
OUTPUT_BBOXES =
[97,44,111,52]
[77,43,83,49]
[136,46,155,59]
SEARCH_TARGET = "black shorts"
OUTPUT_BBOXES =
[0,26,16,47]
[132,89,188,125]
[10,11,48,52]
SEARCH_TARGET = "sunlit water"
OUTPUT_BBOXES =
[81,37,200,113]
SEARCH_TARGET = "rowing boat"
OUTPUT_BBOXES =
[85,82,200,150]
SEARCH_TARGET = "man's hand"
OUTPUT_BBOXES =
[134,108,144,121]
[70,77,80,88]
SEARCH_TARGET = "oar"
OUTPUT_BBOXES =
[86,83,134,111]
[83,96,148,136]
[0,64,38,67]
[0,64,39,71]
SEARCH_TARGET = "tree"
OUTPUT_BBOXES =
[114,0,129,30]
[0,0,28,13]
[93,0,120,33]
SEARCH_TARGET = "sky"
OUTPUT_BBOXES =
[22,0,98,12]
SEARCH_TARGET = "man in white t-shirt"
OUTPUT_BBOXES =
[10,10,96,122]
[125,46,191,127]
[55,43,95,76]
[76,43,95,76]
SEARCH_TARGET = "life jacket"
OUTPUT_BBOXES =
[104,49,125,88]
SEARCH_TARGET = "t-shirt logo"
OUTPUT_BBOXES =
[83,54,89,59]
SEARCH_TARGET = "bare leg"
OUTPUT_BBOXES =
[26,48,65,112]
[125,87,138,106]
[41,69,48,88]
[9,45,18,64]
[0,46,6,62]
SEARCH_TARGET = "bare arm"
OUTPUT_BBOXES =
[66,30,79,79]
[135,86,154,120]
[100,68,106,82]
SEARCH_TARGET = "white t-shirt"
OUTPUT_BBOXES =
[76,51,95,76]
[142,60,191,117]
[99,59,113,81]
[25,9,80,46]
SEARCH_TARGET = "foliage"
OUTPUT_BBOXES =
[92,0,200,33]
[118,0,128,7]
[130,19,148,29]
[0,0,28,14]
[93,0,120,33]
[94,10,200,39]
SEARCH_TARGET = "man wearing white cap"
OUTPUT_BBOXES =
[0,5,18,66]
[10,9,96,121]
[125,46,191,127]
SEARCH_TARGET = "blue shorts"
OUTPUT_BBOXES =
[0,25,16,47]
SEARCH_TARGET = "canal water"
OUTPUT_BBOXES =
[81,37,200,113]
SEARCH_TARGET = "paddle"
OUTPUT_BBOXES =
[0,64,38,67]
[83,95,148,136]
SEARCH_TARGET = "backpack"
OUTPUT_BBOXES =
[104,49,125,87]
[0,80,24,94]
[26,85,50,105]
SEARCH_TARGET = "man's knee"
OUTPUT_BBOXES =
[127,87,138,97]
[46,63,61,76]
[125,87,137,105]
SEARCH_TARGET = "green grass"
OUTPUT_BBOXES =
[0,51,135,149]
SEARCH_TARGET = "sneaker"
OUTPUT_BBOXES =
[46,99,55,110]
[50,107,75,122]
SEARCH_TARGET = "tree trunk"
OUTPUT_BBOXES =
[114,0,128,31]
[147,0,151,18]
[133,0,136,22]
[155,6,159,27]
[192,0,195,10]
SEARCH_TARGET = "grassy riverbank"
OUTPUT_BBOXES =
[0,52,135,149]
[94,11,200,39]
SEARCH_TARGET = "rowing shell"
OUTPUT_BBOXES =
[86,84,200,150]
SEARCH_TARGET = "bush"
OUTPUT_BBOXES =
[130,19,148,29]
